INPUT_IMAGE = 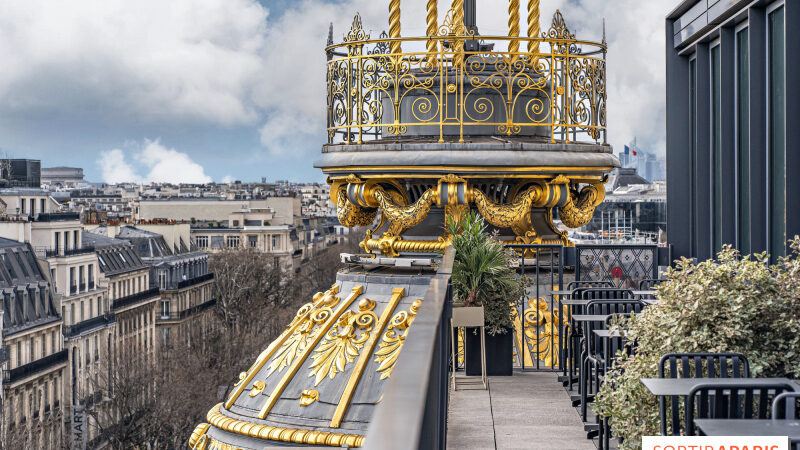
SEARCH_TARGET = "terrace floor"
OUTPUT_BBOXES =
[447,371,596,450]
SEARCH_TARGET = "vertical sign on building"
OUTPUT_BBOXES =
[71,405,86,450]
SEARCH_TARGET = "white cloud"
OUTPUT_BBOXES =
[0,0,269,125]
[98,149,140,184]
[97,140,212,184]
[221,175,235,184]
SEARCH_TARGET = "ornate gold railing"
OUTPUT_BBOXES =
[326,10,606,145]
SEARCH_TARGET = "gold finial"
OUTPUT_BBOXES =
[425,0,438,67]
[508,0,520,61]
[527,0,540,59]
[389,0,401,54]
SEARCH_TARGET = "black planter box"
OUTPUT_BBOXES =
[464,327,513,376]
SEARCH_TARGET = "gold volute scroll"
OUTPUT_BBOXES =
[375,299,423,379]
[559,183,605,229]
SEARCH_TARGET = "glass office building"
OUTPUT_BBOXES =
[666,0,797,261]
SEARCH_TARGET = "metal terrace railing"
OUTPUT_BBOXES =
[63,313,115,338]
[327,11,607,145]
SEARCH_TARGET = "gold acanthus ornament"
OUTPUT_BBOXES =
[558,183,605,229]
[374,299,423,379]
[309,298,378,386]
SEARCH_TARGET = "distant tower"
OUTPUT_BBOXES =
[190,1,616,448]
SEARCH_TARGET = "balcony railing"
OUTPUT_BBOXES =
[360,249,453,450]
[111,287,160,311]
[175,273,215,290]
[157,298,217,322]
[36,212,80,222]
[45,245,96,258]
[64,313,115,338]
[327,11,606,146]
[4,350,68,384]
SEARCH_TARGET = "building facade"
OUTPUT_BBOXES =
[0,238,66,449]
[666,0,797,260]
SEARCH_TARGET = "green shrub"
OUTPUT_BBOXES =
[448,211,524,335]
[593,240,800,449]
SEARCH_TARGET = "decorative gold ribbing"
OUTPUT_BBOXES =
[224,285,340,409]
[389,0,401,54]
[508,0,520,60]
[189,423,210,449]
[361,236,451,257]
[375,299,423,380]
[330,288,406,428]
[258,286,364,419]
[206,403,365,448]
[527,0,540,56]
[451,0,465,68]
[426,0,438,67]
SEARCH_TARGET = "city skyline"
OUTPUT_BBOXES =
[0,0,672,184]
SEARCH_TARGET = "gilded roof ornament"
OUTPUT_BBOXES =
[545,10,575,40]
[344,13,369,43]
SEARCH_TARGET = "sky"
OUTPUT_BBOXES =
[0,0,675,184]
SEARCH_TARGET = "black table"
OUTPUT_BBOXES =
[573,314,612,323]
[642,377,800,437]
[641,377,799,396]
[695,419,800,444]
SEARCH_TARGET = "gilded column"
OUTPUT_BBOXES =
[508,0,520,60]
[426,0,438,67]
[451,0,465,68]
[389,0,402,54]
[527,0,540,60]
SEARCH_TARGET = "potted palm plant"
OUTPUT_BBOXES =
[449,211,523,376]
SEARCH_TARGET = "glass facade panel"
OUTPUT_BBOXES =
[711,45,722,254]
[690,59,698,256]
[768,6,786,258]
[736,28,750,254]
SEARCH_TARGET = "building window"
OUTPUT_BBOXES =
[162,301,170,318]
[159,270,167,290]
[736,27,750,254]
[226,236,240,248]
[272,235,279,249]
[768,5,786,258]
[40,198,45,213]
[248,235,258,248]
[196,236,208,248]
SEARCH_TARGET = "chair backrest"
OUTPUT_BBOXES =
[579,288,634,301]
[586,300,644,316]
[638,278,666,290]
[567,280,613,290]
[686,382,796,435]
[658,353,750,379]
[772,392,800,420]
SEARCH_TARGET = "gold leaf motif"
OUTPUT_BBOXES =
[299,389,319,407]
[309,298,378,386]
[233,371,246,387]
[337,188,378,228]
[268,289,341,376]
[375,299,422,380]
[374,187,438,236]
[343,13,370,43]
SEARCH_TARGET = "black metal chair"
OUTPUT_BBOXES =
[772,392,800,420]
[567,280,614,290]
[686,382,796,436]
[657,353,750,436]
[593,313,633,450]
[580,301,644,422]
